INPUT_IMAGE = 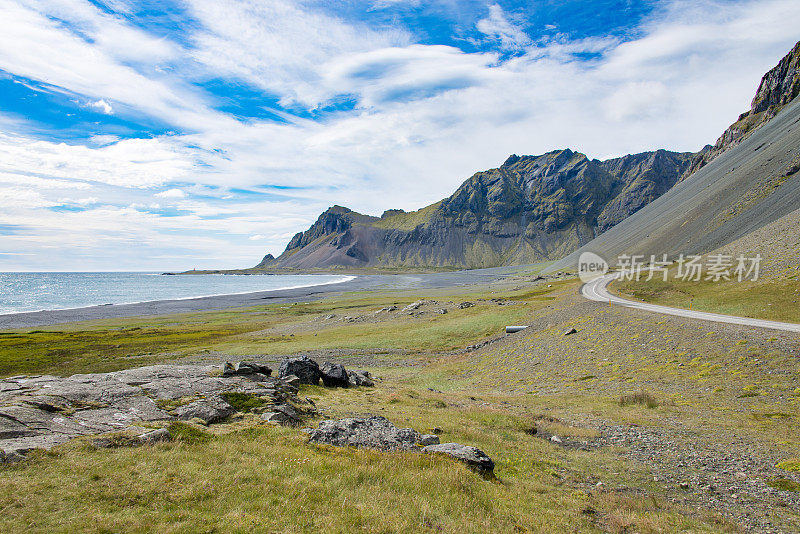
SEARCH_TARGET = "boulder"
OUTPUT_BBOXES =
[458,302,474,309]
[320,362,349,388]
[402,300,425,312]
[563,328,577,336]
[307,416,423,450]
[422,442,495,475]
[260,404,302,426]
[137,427,171,444]
[347,370,375,387]
[278,356,321,385]
[418,434,440,446]
[222,361,271,377]
[175,395,236,424]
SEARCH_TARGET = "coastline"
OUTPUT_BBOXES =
[0,265,533,330]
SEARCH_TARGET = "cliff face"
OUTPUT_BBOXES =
[266,149,692,269]
[683,40,800,178]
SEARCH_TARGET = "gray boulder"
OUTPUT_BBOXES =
[422,442,495,475]
[307,416,423,450]
[418,434,440,446]
[175,395,235,424]
[320,362,349,388]
[260,404,301,426]
[278,356,321,385]
[347,370,375,387]
[222,361,271,377]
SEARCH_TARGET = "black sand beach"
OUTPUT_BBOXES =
[0,266,533,329]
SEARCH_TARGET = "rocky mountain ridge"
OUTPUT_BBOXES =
[683,40,800,178]
[258,149,693,269]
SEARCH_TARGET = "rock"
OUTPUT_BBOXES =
[458,302,474,309]
[281,374,301,389]
[137,427,171,444]
[563,328,577,336]
[436,309,448,314]
[235,362,272,376]
[222,361,271,377]
[402,300,425,312]
[422,443,495,475]
[307,416,422,450]
[320,362,350,388]
[347,370,375,387]
[419,434,440,446]
[550,435,563,444]
[175,395,236,424]
[0,364,309,459]
[278,356,321,385]
[261,404,301,426]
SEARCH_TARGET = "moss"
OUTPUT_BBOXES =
[219,392,266,413]
[166,422,213,444]
[766,478,800,492]
[777,459,800,472]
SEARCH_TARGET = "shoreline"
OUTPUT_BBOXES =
[0,265,533,330]
[0,274,356,317]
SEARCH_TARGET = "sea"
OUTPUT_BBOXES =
[0,272,354,315]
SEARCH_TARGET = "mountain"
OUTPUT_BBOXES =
[548,40,800,272]
[261,40,800,272]
[258,149,693,269]
[683,40,800,178]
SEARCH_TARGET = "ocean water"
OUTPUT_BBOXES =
[0,272,354,315]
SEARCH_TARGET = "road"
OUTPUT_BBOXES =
[581,272,800,334]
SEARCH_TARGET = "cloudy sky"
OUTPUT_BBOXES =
[1,0,798,271]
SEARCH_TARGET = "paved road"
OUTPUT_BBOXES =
[581,272,800,334]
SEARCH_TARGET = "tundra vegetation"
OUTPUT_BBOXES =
[1,272,799,533]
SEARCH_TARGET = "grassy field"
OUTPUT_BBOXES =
[1,275,799,532]
[612,277,800,324]
[0,384,735,533]
[0,281,561,378]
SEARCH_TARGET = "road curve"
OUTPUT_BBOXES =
[581,273,800,334]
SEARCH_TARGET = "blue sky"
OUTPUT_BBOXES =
[0,0,798,271]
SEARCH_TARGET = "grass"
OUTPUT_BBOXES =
[1,274,799,532]
[777,459,800,472]
[0,387,735,534]
[0,281,566,378]
[166,422,213,444]
[219,392,267,413]
[766,478,800,492]
[612,277,800,324]
[619,391,659,409]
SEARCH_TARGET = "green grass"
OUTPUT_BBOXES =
[0,281,566,378]
[0,388,734,534]
[613,277,800,323]
[777,459,800,472]
[219,392,266,413]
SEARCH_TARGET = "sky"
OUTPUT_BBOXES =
[0,0,798,271]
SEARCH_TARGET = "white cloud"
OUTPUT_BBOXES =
[2,0,800,270]
[476,4,531,51]
[88,99,114,114]
[154,188,186,199]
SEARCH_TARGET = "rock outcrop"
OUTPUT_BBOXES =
[422,442,496,475]
[0,364,313,461]
[683,40,800,177]
[306,415,440,451]
[278,356,321,385]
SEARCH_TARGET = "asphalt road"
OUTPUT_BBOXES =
[581,272,800,334]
